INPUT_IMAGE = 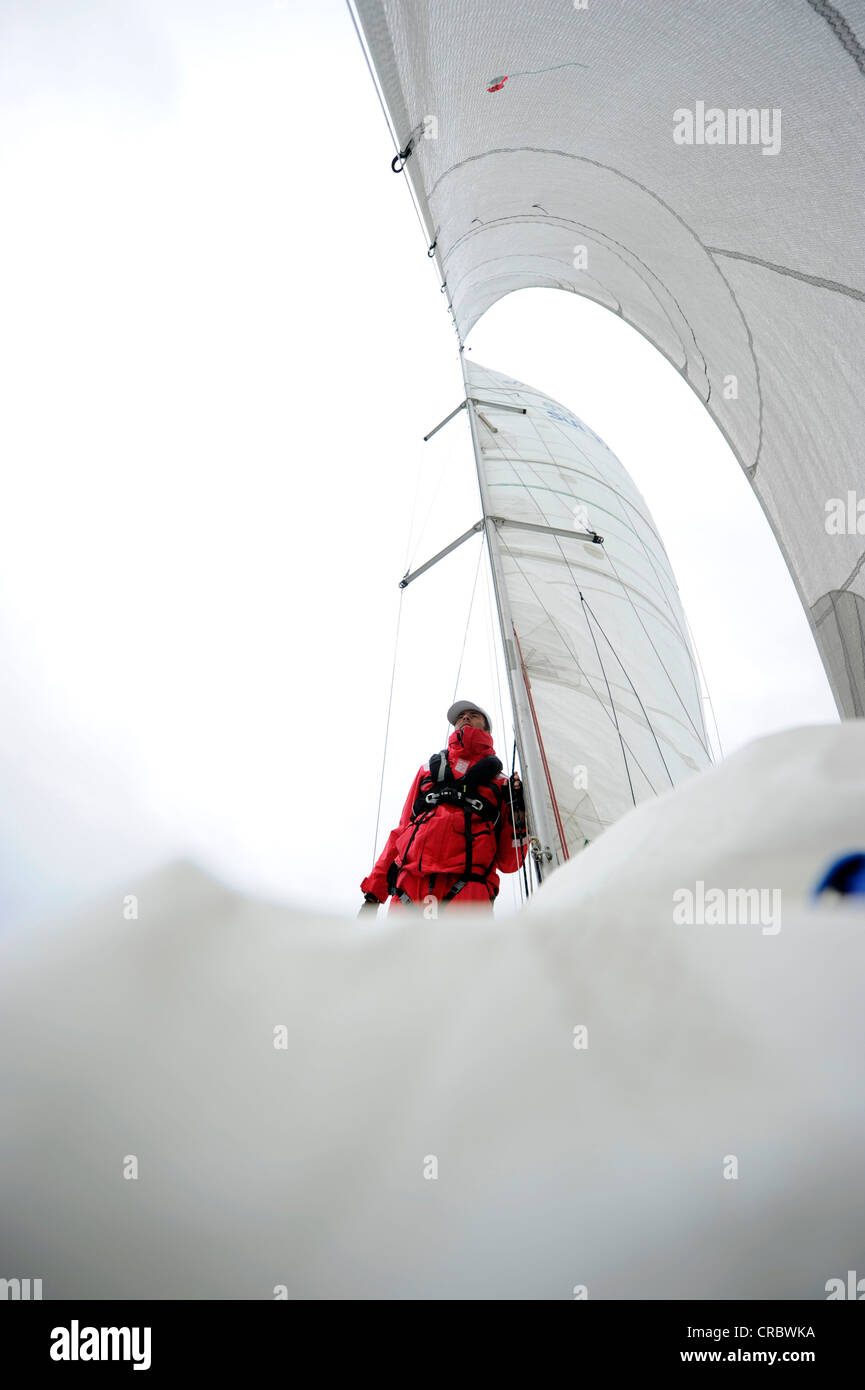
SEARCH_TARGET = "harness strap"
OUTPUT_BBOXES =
[397,753,511,906]
[462,804,473,881]
[441,874,495,904]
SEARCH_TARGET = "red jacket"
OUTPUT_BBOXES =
[361,726,528,903]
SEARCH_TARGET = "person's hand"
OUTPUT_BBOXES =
[358,894,380,918]
[508,773,526,826]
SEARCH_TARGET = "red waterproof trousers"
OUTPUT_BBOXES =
[387,871,494,913]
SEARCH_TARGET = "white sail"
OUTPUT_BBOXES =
[2,722,864,1298]
[353,0,865,718]
[464,359,710,860]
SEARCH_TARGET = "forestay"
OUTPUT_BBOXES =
[354,0,865,717]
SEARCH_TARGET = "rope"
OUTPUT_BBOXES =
[484,555,527,904]
[371,586,405,866]
[512,623,571,861]
[507,60,589,77]
[512,738,531,899]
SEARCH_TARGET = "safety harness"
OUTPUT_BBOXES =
[388,750,514,906]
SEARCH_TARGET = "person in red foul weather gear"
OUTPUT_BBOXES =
[360,700,528,913]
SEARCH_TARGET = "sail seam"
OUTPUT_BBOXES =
[430,145,765,471]
[495,531,661,800]
[578,590,638,807]
[491,420,701,671]
[805,0,865,75]
[579,590,676,789]
[490,397,707,770]
[707,247,865,302]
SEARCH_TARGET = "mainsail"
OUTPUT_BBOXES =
[460,358,711,867]
[352,0,865,718]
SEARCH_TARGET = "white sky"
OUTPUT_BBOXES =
[0,0,837,928]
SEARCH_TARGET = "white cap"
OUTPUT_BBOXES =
[447,699,491,731]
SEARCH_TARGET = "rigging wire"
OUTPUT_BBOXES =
[408,434,458,574]
[683,609,725,760]
[371,586,405,867]
[347,4,702,862]
[484,403,699,797]
[483,551,528,906]
[596,543,712,760]
[508,405,712,767]
[518,409,712,762]
[445,530,526,909]
[577,586,675,789]
[578,585,638,808]
[495,519,658,804]
[402,445,427,577]
[486,411,645,830]
[344,0,437,259]
[452,534,486,702]
[512,737,531,899]
[346,0,465,346]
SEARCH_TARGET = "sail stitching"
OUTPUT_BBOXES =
[495,530,659,802]
[577,587,638,807]
[489,403,693,780]
[428,146,765,471]
[707,247,865,302]
[805,0,865,75]
[500,428,706,778]
[578,590,675,790]
[493,405,709,742]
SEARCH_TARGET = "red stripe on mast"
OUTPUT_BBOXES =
[512,625,569,862]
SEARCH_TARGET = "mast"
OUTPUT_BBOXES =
[459,350,562,878]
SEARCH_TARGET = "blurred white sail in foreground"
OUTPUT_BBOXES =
[0,721,863,1298]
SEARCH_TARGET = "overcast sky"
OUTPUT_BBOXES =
[0,0,838,928]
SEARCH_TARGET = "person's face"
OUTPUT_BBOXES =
[455,709,487,732]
